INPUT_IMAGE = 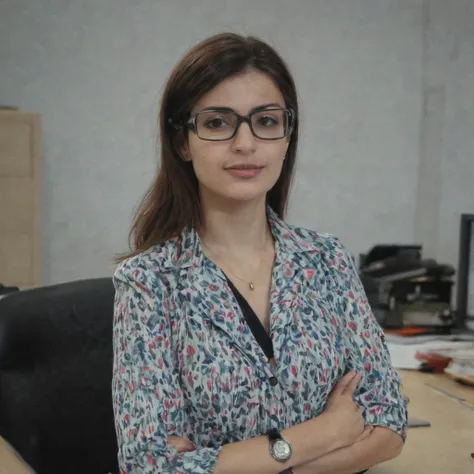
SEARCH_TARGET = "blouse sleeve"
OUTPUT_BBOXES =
[112,262,222,473]
[330,238,408,442]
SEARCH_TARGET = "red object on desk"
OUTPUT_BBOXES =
[385,327,436,336]
[415,351,452,373]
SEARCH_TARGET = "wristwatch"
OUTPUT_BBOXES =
[267,428,293,464]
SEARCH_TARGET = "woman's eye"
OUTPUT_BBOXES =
[205,118,227,128]
[257,116,278,127]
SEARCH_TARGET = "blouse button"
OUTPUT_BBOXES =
[269,376,278,387]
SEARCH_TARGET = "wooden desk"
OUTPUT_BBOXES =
[372,371,474,474]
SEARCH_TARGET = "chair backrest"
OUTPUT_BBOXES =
[0,278,118,474]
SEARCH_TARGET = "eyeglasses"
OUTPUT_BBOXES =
[180,107,295,141]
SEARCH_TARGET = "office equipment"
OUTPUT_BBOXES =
[456,213,474,330]
[359,245,455,329]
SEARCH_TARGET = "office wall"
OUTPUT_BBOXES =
[0,0,473,287]
[416,0,474,270]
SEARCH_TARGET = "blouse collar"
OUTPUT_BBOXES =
[172,206,319,270]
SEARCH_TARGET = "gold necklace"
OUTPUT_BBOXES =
[201,233,269,291]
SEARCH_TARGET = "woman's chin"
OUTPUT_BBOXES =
[199,181,274,205]
[219,188,269,203]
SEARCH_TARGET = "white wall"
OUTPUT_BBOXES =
[0,0,473,286]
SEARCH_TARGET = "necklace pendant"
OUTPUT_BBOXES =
[248,282,255,291]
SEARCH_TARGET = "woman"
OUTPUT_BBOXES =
[112,32,407,474]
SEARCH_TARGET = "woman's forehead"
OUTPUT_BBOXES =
[192,70,285,115]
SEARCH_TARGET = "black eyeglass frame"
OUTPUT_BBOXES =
[170,107,296,142]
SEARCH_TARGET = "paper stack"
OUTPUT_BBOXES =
[444,349,474,385]
[385,333,474,371]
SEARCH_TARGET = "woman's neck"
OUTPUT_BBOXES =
[198,194,272,255]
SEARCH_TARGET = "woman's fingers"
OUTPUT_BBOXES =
[332,371,357,396]
[343,372,362,396]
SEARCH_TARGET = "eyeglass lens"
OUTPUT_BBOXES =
[195,109,290,140]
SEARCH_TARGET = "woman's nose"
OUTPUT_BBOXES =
[231,121,257,153]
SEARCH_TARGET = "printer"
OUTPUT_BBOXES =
[358,245,455,329]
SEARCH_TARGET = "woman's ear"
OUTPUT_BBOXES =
[180,142,191,161]
[174,130,192,161]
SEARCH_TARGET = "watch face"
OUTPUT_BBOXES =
[273,439,292,460]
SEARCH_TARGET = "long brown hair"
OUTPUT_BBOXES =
[119,32,299,261]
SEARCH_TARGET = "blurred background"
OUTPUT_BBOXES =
[0,0,473,317]
[1,3,474,473]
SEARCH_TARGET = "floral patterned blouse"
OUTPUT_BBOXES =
[112,208,408,474]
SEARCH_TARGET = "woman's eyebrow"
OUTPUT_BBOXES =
[251,102,283,113]
[197,103,284,114]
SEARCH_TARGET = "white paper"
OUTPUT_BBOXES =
[387,343,422,370]
[387,340,474,370]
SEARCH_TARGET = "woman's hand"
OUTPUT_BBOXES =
[168,435,195,453]
[323,371,366,447]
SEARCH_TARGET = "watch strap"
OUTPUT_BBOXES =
[267,428,281,441]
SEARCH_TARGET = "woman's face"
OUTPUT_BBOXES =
[183,69,291,205]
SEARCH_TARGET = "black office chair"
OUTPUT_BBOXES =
[0,278,118,474]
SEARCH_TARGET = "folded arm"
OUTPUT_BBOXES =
[297,237,409,474]
[293,426,402,474]
[113,263,351,474]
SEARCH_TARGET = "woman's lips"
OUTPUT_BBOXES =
[225,165,264,178]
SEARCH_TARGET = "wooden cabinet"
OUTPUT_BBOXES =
[0,110,41,288]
